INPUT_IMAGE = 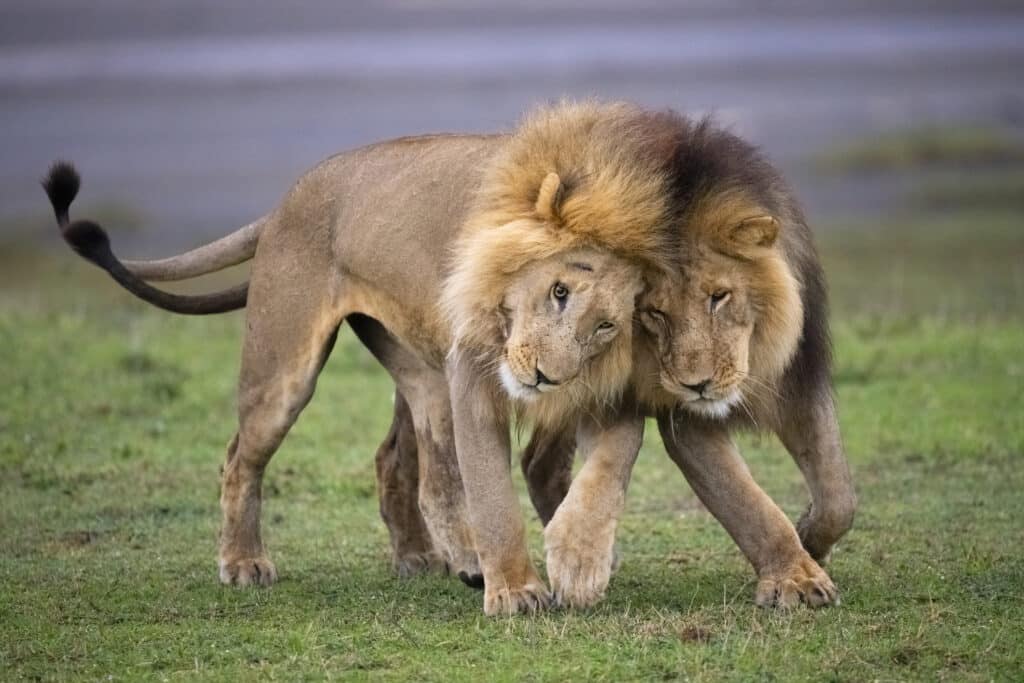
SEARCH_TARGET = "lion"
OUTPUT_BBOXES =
[518,113,856,609]
[42,101,678,615]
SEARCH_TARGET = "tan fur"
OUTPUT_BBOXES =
[520,125,855,609]
[637,187,804,416]
[442,101,677,428]
[80,101,681,616]
[438,102,683,614]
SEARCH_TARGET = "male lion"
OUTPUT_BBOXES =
[373,113,855,612]
[519,113,856,609]
[43,101,677,615]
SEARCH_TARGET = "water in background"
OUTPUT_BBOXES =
[2,0,1023,251]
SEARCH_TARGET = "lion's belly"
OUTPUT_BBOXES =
[339,274,450,369]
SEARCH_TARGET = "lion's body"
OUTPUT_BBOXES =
[47,102,680,615]
[521,113,856,609]
[45,101,855,614]
[221,122,666,613]
[262,134,499,364]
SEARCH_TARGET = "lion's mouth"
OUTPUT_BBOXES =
[681,396,736,419]
[498,362,572,400]
[498,363,543,401]
[672,385,742,419]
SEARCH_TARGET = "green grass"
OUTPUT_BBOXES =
[813,125,1024,172]
[1,206,1023,681]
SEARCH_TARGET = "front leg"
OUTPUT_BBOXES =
[659,415,839,608]
[544,408,644,608]
[448,355,550,615]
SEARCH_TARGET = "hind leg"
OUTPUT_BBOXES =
[375,392,445,577]
[775,391,856,563]
[218,275,341,586]
[347,314,478,580]
[521,424,575,526]
[398,371,481,582]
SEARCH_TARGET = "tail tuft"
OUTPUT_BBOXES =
[63,219,112,263]
[42,161,81,225]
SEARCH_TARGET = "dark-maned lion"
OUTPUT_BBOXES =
[521,112,856,609]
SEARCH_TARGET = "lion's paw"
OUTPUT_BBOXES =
[394,550,447,579]
[544,520,616,609]
[755,557,838,609]
[219,555,278,587]
[483,579,551,616]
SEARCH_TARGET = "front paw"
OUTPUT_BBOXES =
[219,554,278,587]
[755,555,839,608]
[483,577,551,616]
[544,516,616,609]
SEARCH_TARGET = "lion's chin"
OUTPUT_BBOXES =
[679,391,741,420]
[498,363,541,401]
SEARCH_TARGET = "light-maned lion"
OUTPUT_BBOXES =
[42,101,678,615]
[520,112,856,609]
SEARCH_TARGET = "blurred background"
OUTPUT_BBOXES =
[2,0,1023,254]
[3,4,1024,678]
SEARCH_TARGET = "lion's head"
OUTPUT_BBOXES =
[442,101,677,425]
[498,247,642,404]
[640,189,804,420]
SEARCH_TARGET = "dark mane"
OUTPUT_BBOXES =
[633,110,835,405]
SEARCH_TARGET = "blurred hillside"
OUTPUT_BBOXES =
[2,1,1023,253]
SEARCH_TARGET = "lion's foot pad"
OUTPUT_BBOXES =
[458,571,485,590]
[219,556,278,587]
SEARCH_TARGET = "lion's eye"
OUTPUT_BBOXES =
[595,321,615,333]
[710,290,731,313]
[552,283,569,301]
[641,309,668,329]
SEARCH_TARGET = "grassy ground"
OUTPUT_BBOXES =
[1,199,1022,680]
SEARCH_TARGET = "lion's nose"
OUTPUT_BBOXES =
[682,379,711,395]
[535,368,559,386]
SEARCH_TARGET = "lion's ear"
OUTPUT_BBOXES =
[729,215,779,248]
[535,172,564,223]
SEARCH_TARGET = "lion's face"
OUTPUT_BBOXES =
[640,215,803,419]
[498,247,642,402]
[640,246,754,418]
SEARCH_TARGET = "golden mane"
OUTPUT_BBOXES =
[686,186,804,387]
[441,100,677,425]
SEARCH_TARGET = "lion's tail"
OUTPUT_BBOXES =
[42,161,252,315]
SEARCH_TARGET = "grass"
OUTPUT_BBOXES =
[1,204,1023,680]
[813,125,1024,172]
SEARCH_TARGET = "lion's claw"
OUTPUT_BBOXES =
[483,581,552,616]
[219,555,278,587]
[755,556,839,608]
